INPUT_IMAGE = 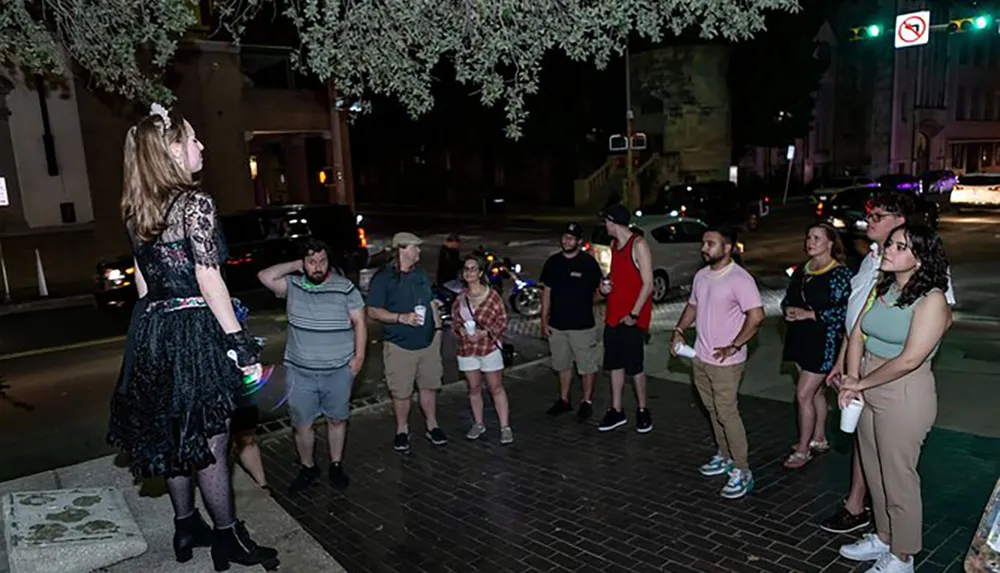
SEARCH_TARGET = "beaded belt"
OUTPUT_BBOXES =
[146,297,250,323]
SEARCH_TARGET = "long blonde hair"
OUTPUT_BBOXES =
[121,107,197,242]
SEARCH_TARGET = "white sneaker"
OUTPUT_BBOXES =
[839,533,891,562]
[865,553,914,573]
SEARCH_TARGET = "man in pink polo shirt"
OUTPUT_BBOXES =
[671,224,764,500]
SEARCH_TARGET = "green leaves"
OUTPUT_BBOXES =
[2,0,799,138]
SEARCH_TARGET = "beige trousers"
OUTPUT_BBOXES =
[857,352,937,555]
[693,359,749,470]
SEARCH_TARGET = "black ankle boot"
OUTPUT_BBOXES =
[173,510,213,563]
[211,521,279,572]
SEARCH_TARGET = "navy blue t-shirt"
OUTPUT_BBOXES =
[367,266,435,350]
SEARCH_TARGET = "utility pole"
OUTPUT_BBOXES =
[326,80,355,209]
[910,44,925,174]
[623,45,638,210]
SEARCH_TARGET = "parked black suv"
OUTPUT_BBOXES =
[642,181,771,231]
[95,204,368,308]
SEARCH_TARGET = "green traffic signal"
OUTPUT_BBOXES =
[974,15,989,29]
[867,24,882,37]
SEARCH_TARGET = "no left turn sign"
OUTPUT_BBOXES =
[895,10,930,48]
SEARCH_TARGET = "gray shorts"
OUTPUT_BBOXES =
[286,363,353,427]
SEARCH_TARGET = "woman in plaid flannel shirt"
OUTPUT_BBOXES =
[452,255,513,445]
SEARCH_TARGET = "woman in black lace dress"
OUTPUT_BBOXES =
[107,104,278,571]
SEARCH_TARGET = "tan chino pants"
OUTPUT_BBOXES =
[857,352,937,556]
[692,358,750,470]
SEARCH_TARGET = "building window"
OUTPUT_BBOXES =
[991,38,1000,69]
[994,91,1000,121]
[951,144,964,170]
[988,91,996,121]
[995,145,1000,166]
[982,144,994,168]
[956,87,967,120]
[973,88,984,120]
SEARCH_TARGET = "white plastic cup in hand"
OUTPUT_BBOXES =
[600,277,612,295]
[414,305,427,325]
[463,320,477,336]
[673,342,697,359]
[840,398,864,433]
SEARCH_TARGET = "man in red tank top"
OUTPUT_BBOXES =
[597,204,654,434]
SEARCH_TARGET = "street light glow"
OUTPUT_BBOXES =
[867,24,882,37]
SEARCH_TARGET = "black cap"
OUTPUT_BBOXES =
[602,203,631,225]
[563,222,584,239]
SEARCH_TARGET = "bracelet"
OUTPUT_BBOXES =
[673,327,685,334]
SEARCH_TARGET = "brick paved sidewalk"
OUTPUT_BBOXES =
[258,361,1000,573]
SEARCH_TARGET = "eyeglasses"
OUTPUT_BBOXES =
[463,267,479,273]
[866,210,895,223]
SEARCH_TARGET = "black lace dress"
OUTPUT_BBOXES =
[107,190,244,478]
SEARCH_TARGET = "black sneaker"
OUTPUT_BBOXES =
[597,408,627,432]
[576,401,593,422]
[547,399,572,416]
[329,462,349,490]
[393,432,411,452]
[819,504,872,534]
[635,408,653,434]
[288,465,321,494]
[425,427,448,446]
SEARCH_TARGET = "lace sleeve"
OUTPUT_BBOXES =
[183,191,224,268]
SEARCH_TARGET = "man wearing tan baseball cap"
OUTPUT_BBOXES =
[367,231,448,453]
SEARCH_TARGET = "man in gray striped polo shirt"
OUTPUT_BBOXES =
[258,238,367,493]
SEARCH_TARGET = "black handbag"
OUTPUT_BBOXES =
[464,295,515,367]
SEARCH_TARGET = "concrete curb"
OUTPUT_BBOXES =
[0,294,93,317]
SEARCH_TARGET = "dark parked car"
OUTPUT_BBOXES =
[818,185,939,271]
[95,204,369,308]
[642,181,771,231]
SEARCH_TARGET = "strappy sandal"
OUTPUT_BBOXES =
[783,450,812,469]
[809,440,831,454]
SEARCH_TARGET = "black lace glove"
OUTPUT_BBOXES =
[225,330,261,368]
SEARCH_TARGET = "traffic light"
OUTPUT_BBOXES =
[948,15,993,33]
[847,24,883,41]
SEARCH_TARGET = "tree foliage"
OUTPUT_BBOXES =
[2,0,800,138]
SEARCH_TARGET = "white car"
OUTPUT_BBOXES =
[587,215,744,303]
[951,173,1000,209]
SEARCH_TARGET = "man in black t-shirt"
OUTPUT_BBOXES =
[540,222,603,421]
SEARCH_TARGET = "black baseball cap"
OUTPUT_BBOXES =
[563,222,584,239]
[601,203,631,225]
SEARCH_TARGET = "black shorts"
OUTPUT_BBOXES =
[603,324,645,376]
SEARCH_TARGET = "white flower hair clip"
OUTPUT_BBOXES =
[149,103,171,130]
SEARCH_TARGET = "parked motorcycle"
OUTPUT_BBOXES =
[473,246,542,318]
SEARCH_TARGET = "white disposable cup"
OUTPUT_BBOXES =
[674,343,697,359]
[840,398,865,433]
[414,305,427,325]
[601,277,612,294]
[463,320,477,336]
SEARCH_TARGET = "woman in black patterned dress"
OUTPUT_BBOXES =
[781,223,852,469]
[106,104,278,570]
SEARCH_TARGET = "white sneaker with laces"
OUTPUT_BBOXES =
[839,533,891,562]
[865,552,914,573]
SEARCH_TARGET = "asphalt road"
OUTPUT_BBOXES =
[2,204,1000,482]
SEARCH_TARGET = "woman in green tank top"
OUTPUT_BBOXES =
[835,223,952,573]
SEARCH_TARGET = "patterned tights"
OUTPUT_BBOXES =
[165,431,236,529]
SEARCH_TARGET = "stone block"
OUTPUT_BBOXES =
[3,487,146,573]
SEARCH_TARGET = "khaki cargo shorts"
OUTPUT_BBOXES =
[383,332,443,400]
[549,326,600,375]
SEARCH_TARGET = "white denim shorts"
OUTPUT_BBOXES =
[457,349,504,373]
